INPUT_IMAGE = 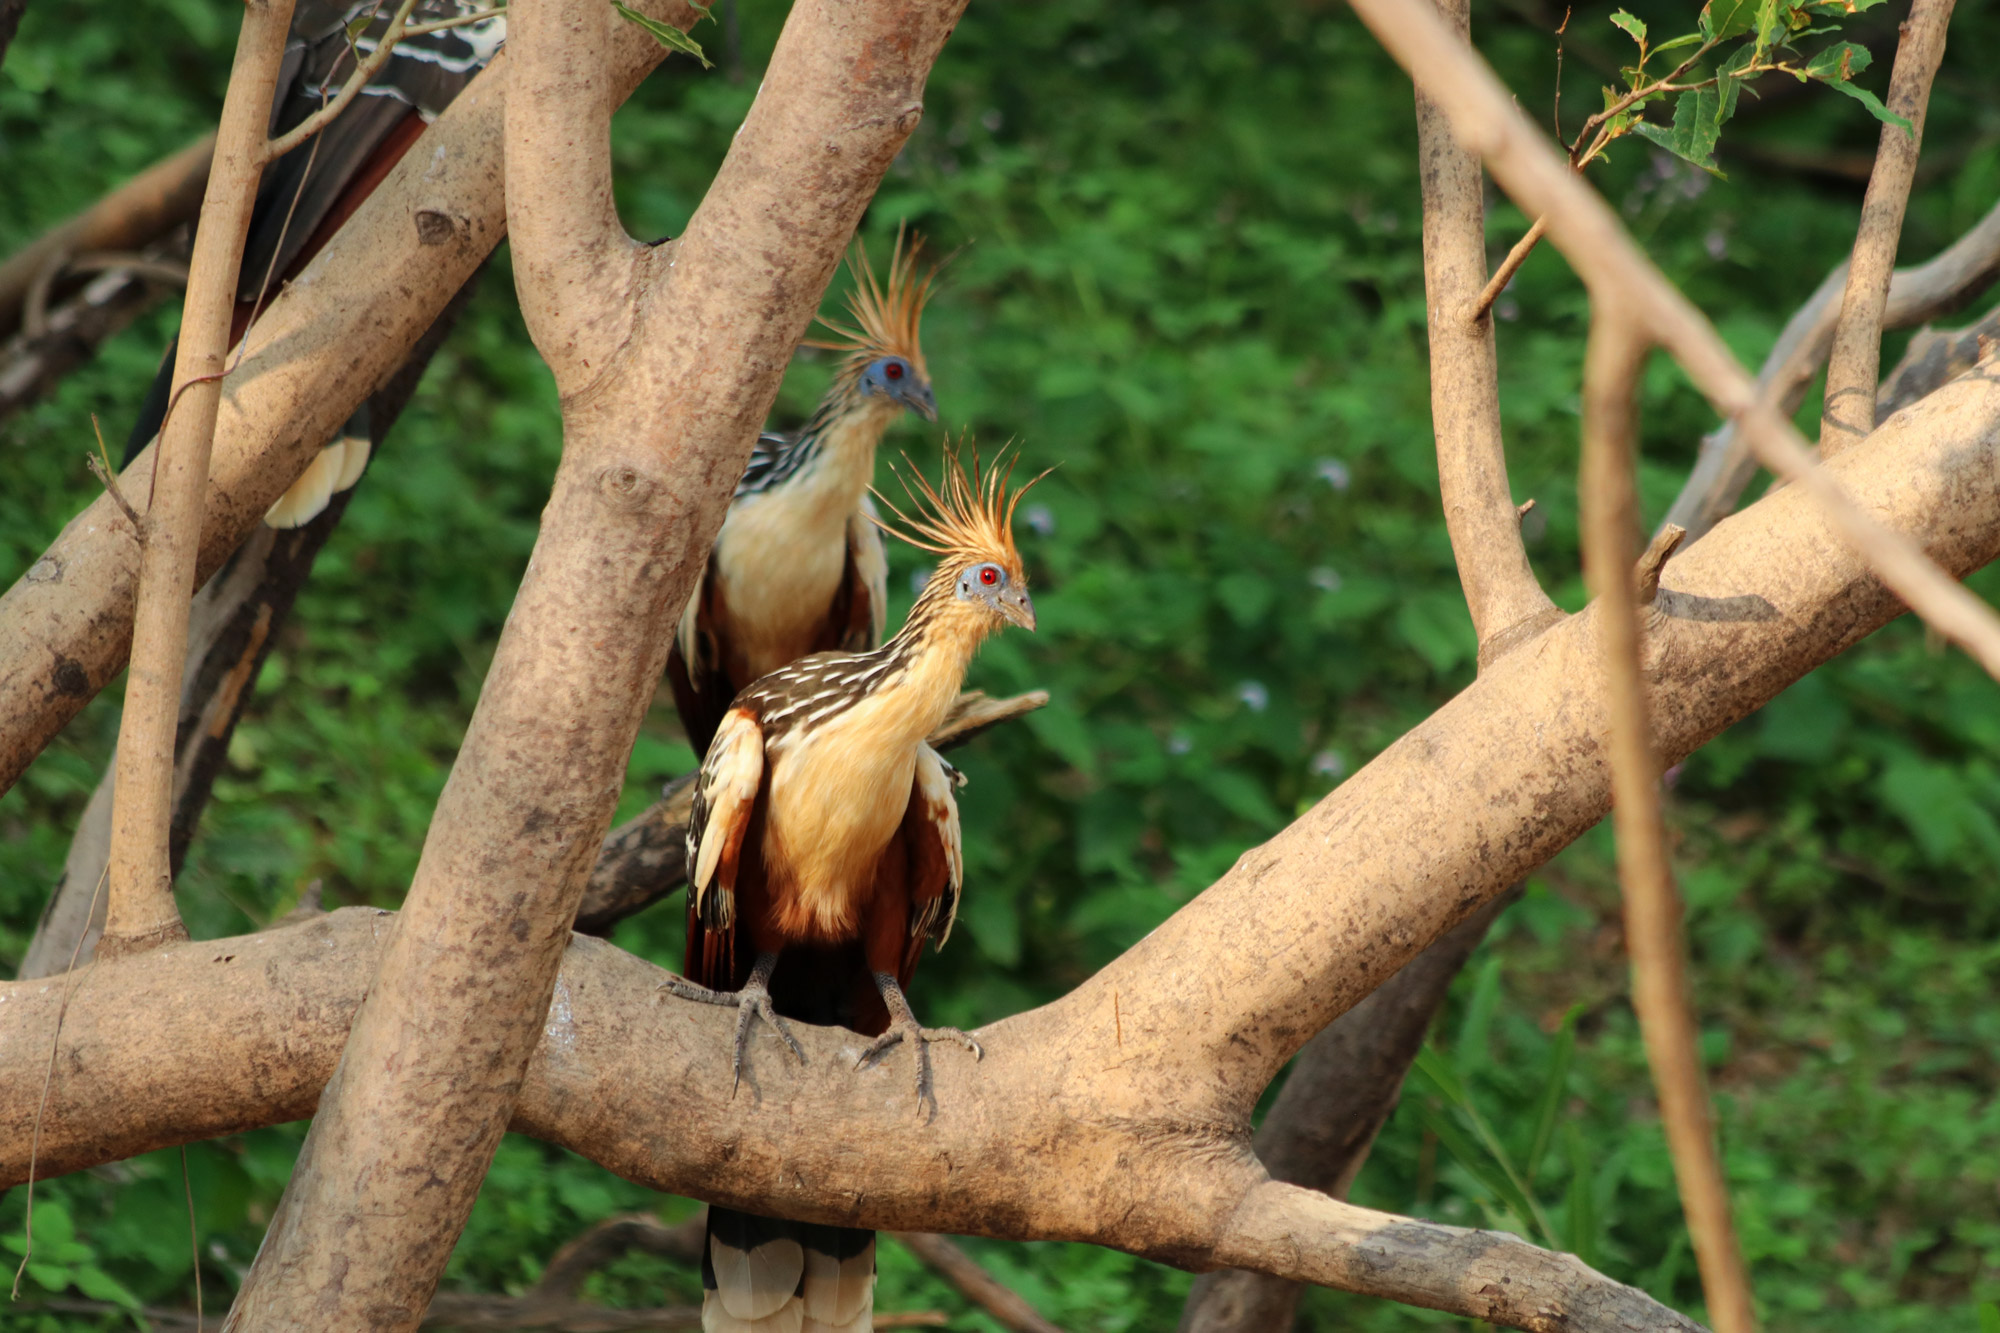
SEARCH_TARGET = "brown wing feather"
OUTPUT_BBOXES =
[898,743,964,985]
[667,563,735,758]
[683,708,765,989]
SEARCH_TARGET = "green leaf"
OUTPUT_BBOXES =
[1632,85,1727,175]
[1564,1124,1596,1263]
[1701,0,1756,41]
[1804,39,1872,81]
[1413,1043,1471,1109]
[1409,1096,1544,1233]
[1652,32,1708,56]
[1824,75,1914,134]
[610,0,712,68]
[1525,1006,1581,1183]
[1977,1302,2000,1333]
[73,1265,143,1310]
[1609,9,1647,45]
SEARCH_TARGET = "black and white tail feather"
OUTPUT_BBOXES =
[703,1207,875,1333]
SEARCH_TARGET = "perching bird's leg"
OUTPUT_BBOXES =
[657,952,805,1093]
[856,971,983,1118]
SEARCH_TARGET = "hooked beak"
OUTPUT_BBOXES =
[902,379,938,422]
[1000,590,1036,632]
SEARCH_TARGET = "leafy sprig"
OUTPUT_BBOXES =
[1575,0,1907,178]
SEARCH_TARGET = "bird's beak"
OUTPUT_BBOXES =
[904,380,938,422]
[1001,591,1036,632]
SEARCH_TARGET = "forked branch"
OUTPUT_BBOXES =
[1346,0,2000,681]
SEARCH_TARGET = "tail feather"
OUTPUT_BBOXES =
[704,1207,876,1333]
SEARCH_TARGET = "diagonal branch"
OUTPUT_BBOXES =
[1818,0,1956,457]
[100,0,297,961]
[1662,196,2000,544]
[8,369,1997,1332]
[221,0,962,1324]
[1346,0,2000,682]
[1415,0,1559,665]
[1580,310,1755,1333]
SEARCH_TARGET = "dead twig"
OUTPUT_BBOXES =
[1473,216,1546,322]
[889,1231,1067,1333]
[1579,310,1754,1333]
[1818,0,1956,457]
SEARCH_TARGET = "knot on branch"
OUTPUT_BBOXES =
[594,462,663,513]
[415,209,470,247]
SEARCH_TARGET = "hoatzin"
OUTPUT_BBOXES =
[668,231,939,756]
[663,447,1041,1333]
[121,0,504,525]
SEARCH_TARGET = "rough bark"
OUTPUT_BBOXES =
[1877,300,2000,416]
[220,0,966,1324]
[0,252,186,425]
[1818,0,1955,456]
[8,371,1999,1329]
[1178,891,1517,1333]
[101,0,296,959]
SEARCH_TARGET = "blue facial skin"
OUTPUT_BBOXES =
[860,355,938,421]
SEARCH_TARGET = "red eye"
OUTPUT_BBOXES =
[885,361,904,380]
[979,566,999,585]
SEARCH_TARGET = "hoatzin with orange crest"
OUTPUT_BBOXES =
[663,447,1042,1333]
[669,231,941,756]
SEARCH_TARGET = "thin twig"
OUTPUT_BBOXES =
[403,5,506,37]
[260,0,422,164]
[888,1232,1067,1333]
[1472,216,1547,323]
[181,1144,203,1332]
[103,0,297,958]
[1580,311,1755,1333]
[86,416,143,535]
[1818,0,1956,456]
[1349,0,2000,684]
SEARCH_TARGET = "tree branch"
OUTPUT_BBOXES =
[15,270,484,981]
[0,255,181,426]
[0,4,691,803]
[257,0,421,164]
[1415,0,1558,664]
[0,133,213,342]
[1178,889,1518,1333]
[1347,0,2000,681]
[1877,298,2000,417]
[1660,199,2000,544]
[8,374,1999,1331]
[1580,312,1755,1333]
[1818,0,1955,457]
[222,0,960,1323]
[100,0,296,960]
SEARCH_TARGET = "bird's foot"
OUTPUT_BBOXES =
[657,966,805,1094]
[856,1018,983,1120]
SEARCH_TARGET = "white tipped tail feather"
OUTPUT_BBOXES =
[264,435,371,529]
[704,1209,877,1333]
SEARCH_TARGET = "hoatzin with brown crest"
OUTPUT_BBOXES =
[662,447,1043,1333]
[668,230,940,757]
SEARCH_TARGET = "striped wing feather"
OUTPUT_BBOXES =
[685,708,765,988]
[900,743,964,980]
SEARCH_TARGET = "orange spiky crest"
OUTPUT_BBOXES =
[807,223,935,385]
[874,440,1047,588]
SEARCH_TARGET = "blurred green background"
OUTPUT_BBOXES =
[5,0,2000,1327]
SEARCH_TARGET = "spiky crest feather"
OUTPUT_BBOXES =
[873,441,1047,586]
[807,223,936,384]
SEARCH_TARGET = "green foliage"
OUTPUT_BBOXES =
[611,0,713,71]
[6,0,2000,1328]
